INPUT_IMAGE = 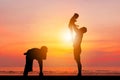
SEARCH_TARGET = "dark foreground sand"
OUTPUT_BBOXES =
[0,76,120,80]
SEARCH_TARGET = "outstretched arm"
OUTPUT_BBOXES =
[72,24,79,33]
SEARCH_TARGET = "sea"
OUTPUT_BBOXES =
[0,67,120,76]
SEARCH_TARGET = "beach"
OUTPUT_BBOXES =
[0,67,120,76]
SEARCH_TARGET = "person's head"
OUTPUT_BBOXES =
[79,27,87,33]
[73,13,79,19]
[40,46,48,60]
[40,46,48,54]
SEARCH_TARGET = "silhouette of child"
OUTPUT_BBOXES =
[23,46,48,76]
[69,13,79,40]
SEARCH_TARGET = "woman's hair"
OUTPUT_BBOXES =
[41,46,48,53]
[41,46,48,59]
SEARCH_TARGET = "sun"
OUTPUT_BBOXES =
[60,29,75,43]
[63,31,72,42]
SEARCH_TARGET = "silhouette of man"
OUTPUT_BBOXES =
[69,13,87,76]
[23,46,48,76]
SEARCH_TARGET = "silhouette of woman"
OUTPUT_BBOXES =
[23,46,48,76]
[69,13,87,76]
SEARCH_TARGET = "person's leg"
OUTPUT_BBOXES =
[76,58,82,76]
[23,56,29,76]
[74,47,82,76]
[23,56,33,76]
[38,60,43,76]
[23,65,28,76]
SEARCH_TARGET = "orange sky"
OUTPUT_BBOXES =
[0,0,120,68]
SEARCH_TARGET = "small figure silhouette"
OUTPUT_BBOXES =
[23,46,48,76]
[69,13,79,40]
[69,13,87,76]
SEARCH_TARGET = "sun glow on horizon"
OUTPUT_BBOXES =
[60,29,73,43]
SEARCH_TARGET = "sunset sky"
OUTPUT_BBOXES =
[0,0,120,68]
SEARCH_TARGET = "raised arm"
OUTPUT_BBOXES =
[72,24,79,33]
